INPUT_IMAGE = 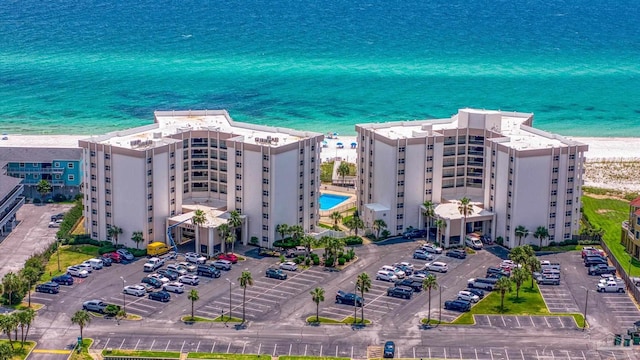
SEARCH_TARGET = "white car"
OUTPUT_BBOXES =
[396,261,414,270]
[148,273,170,284]
[116,249,135,261]
[139,283,155,293]
[179,274,200,285]
[166,264,188,275]
[185,252,207,264]
[279,261,298,271]
[457,290,480,303]
[67,266,89,278]
[376,270,398,282]
[163,282,185,294]
[75,263,93,273]
[426,261,448,273]
[176,261,197,273]
[421,243,443,254]
[413,249,435,261]
[380,265,405,279]
[123,285,146,297]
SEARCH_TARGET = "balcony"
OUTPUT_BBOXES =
[0,197,25,227]
[9,167,64,174]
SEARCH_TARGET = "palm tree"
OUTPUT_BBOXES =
[36,179,52,201]
[329,212,342,230]
[458,197,474,249]
[2,272,23,306]
[15,309,35,346]
[352,217,364,237]
[508,246,529,266]
[289,225,304,244]
[422,274,439,325]
[20,267,39,308]
[325,237,346,264]
[227,210,243,253]
[191,209,207,250]
[422,201,435,240]
[533,226,549,248]
[310,287,325,322]
[218,223,230,252]
[300,235,315,258]
[514,225,529,247]
[356,273,371,324]
[0,342,12,360]
[525,256,542,288]
[107,225,123,247]
[337,162,350,185]
[225,232,236,255]
[511,267,529,299]
[188,290,199,321]
[0,314,17,350]
[495,277,512,312]
[434,219,447,246]
[130,231,144,249]
[372,219,387,239]
[275,224,290,240]
[71,310,91,341]
[238,271,253,323]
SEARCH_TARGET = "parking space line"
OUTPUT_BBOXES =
[165,340,170,352]
[102,338,110,350]
[134,339,140,350]
[149,339,155,350]
[272,344,277,356]
[557,317,565,328]
[211,342,216,353]
[304,344,307,356]
[505,347,509,360]
[515,317,521,327]
[544,317,551,327]
[195,342,200,353]
[501,316,506,327]
[119,339,125,350]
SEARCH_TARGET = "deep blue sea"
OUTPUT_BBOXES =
[1,0,639,136]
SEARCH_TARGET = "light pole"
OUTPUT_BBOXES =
[226,278,233,321]
[120,277,126,315]
[580,286,589,331]
[439,285,446,326]
[56,238,61,272]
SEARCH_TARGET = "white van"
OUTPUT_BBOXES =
[465,236,483,250]
[87,258,104,270]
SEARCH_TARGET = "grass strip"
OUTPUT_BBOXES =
[188,353,264,360]
[102,349,180,358]
[69,338,93,360]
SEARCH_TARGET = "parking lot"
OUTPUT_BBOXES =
[474,315,577,329]
[538,285,581,313]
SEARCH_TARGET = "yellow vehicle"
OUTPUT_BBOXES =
[146,242,170,257]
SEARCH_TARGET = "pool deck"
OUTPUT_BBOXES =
[319,188,356,216]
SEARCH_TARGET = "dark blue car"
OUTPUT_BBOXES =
[51,274,74,286]
[444,299,471,312]
[148,290,171,302]
[383,341,395,358]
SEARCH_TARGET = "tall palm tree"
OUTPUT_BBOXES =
[15,309,35,346]
[275,224,290,240]
[458,197,473,249]
[20,267,39,308]
[352,217,365,237]
[130,231,144,249]
[108,225,123,247]
[495,277,512,312]
[71,310,91,341]
[310,287,325,322]
[227,210,243,253]
[218,223,230,252]
[329,212,342,231]
[372,219,387,239]
[533,226,549,248]
[289,225,304,244]
[511,267,529,299]
[2,272,22,306]
[0,314,17,350]
[525,256,542,288]
[514,225,529,247]
[225,232,236,255]
[508,246,529,266]
[422,201,435,240]
[337,162,350,185]
[422,274,439,325]
[238,271,253,323]
[300,235,315,258]
[356,273,371,324]
[188,289,199,320]
[434,219,447,246]
[192,209,207,250]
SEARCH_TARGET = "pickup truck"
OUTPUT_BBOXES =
[143,257,165,272]
[540,261,561,270]
[597,280,625,293]
[588,264,617,276]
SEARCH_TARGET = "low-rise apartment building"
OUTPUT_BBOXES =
[621,197,640,260]
[356,108,588,249]
[80,110,323,253]
[0,162,25,238]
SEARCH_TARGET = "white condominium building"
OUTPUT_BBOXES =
[356,109,588,249]
[80,110,323,253]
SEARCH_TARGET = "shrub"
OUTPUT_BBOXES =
[530,245,541,251]
[338,257,346,265]
[313,257,320,266]
[305,258,311,266]
[344,236,363,246]
[548,241,557,247]
[98,246,117,255]
[496,236,504,245]
[325,256,335,267]
[273,238,299,249]
[250,236,259,245]
[129,248,147,257]
[52,194,67,202]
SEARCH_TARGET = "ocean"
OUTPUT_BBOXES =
[1,0,639,136]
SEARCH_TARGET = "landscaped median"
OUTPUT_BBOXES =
[422,283,585,328]
[181,315,243,323]
[103,349,350,360]
[305,316,371,325]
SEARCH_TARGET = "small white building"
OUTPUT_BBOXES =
[356,108,588,248]
[80,110,323,253]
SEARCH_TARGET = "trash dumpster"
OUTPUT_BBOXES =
[624,336,631,347]
[634,336,640,345]
[614,334,622,346]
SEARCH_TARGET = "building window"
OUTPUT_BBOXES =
[91,186,97,192]
[171,187,175,193]
[508,191,512,197]
[569,154,575,160]
[397,192,404,198]
[398,169,404,175]
[262,225,268,231]
[68,162,74,169]
[263,167,269,173]
[236,162,242,168]
[106,189,111,195]
[262,190,269,196]
[262,213,269,219]
[263,202,268,208]
[397,180,404,186]
[552,179,558,184]
[147,205,153,211]
[566,199,572,205]
[551,190,557,196]
[171,199,175,205]
[509,180,513,186]
[262,178,269,184]
[236,174,242,180]
[310,202,314,208]
[92,220,97,226]
[427,144,434,150]
[398,159,405,164]
[170,152,174,158]
[396,225,403,231]
[236,150,242,156]
[299,195,303,200]
[553,155,560,161]
[397,203,404,209]
[90,163,96,168]
[148,229,153,235]
[510,156,514,162]
[552,167,558,173]
[398,147,405,153]
[263,154,269,161]
[426,167,433,173]
[148,217,153,223]
[567,189,573,194]
[147,182,152,188]
[550,201,556,207]
[147,158,152,164]
[550,212,556,218]
[147,194,152,200]
[568,166,575,172]
[568,177,574,183]
[105,200,111,206]
[508,202,511,208]
[299,149,304,154]
[427,156,433,161]
[549,224,555,229]
[68,174,75,181]
[105,165,111,171]
[91,174,96,181]
[565,211,572,217]
[92,197,97,203]
[91,209,97,215]
[564,233,570,239]
[236,196,242,203]
[235,185,241,191]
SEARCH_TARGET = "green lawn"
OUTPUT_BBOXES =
[69,339,93,360]
[103,349,180,358]
[581,196,640,276]
[0,341,36,360]
[188,353,264,360]
[41,245,99,282]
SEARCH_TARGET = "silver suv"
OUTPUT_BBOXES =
[211,259,232,270]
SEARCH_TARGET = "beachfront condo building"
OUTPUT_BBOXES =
[356,108,588,249]
[79,110,323,254]
[621,196,640,260]
[0,162,25,238]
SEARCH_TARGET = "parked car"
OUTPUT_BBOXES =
[285,246,308,258]
[465,237,483,250]
[147,273,170,284]
[444,299,471,312]
[486,267,510,278]
[66,266,89,278]
[148,290,171,302]
[103,252,122,263]
[196,264,221,278]
[217,253,239,264]
[383,341,396,358]
[380,265,405,279]
[123,285,146,297]
[266,268,288,280]
[163,282,185,294]
[211,259,232,271]
[176,262,197,273]
[588,264,617,276]
[165,264,187,276]
[86,258,104,270]
[537,276,560,285]
[393,264,413,276]
[387,286,414,299]
[581,246,606,258]
[376,270,398,282]
[597,280,625,293]
[446,249,467,259]
[403,229,424,239]
[83,299,109,313]
[157,269,179,281]
[185,252,207,264]
[413,249,434,261]
[52,274,74,285]
[35,282,60,294]
[178,274,200,285]
[116,249,135,261]
[48,222,60,228]
[457,290,480,303]
[584,256,608,267]
[465,288,485,299]
[335,290,363,306]
[280,261,298,271]
[50,213,65,222]
[395,278,423,292]
[141,276,163,288]
[101,257,113,267]
[467,278,496,290]
[421,243,443,254]
[76,263,93,273]
[425,261,448,273]
[139,283,155,292]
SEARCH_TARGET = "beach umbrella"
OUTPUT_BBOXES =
[336,142,343,146]
[351,142,357,146]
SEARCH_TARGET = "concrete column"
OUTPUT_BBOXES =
[208,227,214,256]
[242,218,248,245]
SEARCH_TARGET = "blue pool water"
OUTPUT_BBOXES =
[319,193,350,211]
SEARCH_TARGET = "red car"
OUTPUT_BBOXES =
[217,253,238,264]
[103,252,122,263]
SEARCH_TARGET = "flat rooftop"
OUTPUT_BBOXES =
[0,135,84,148]
[83,110,322,150]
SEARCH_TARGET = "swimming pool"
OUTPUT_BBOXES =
[319,193,350,211]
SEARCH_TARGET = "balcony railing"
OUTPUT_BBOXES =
[0,197,25,226]
[9,167,64,174]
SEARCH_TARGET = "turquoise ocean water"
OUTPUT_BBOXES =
[1,0,639,136]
